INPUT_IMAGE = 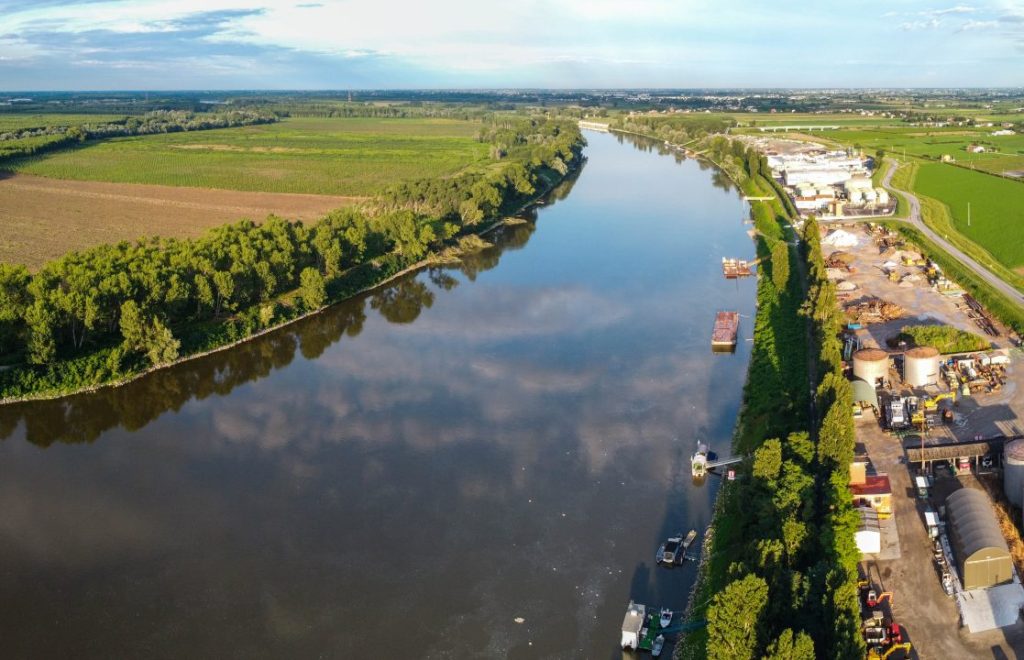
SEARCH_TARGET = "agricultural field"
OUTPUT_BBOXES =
[731,112,906,128]
[0,113,127,131]
[912,163,1024,271]
[819,125,1024,176]
[5,117,489,195]
[0,173,360,269]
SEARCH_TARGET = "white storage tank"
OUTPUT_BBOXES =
[853,348,889,386]
[1005,439,1024,507]
[904,346,940,387]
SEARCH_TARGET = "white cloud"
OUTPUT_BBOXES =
[925,4,977,15]
[958,18,1000,29]
[901,18,943,29]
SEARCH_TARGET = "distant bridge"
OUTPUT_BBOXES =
[577,120,610,132]
[757,125,840,132]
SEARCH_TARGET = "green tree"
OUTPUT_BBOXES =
[763,628,815,660]
[25,300,57,364]
[299,267,326,310]
[771,241,790,292]
[0,263,30,354]
[707,574,769,660]
[119,300,180,367]
[752,438,783,483]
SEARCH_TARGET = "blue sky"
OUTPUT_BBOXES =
[0,0,1021,89]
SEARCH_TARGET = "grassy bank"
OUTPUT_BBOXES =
[669,135,862,659]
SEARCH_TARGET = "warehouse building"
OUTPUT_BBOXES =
[946,488,1012,590]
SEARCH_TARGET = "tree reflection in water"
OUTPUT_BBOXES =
[0,172,592,447]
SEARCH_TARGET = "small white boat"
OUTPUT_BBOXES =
[682,529,698,549]
[652,634,665,657]
[659,608,672,628]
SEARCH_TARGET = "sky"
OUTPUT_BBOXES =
[0,0,1021,90]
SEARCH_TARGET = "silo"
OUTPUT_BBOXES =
[1004,439,1024,507]
[853,348,889,385]
[904,346,940,387]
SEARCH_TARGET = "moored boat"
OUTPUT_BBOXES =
[652,634,665,657]
[682,529,698,549]
[659,608,673,628]
[711,311,739,350]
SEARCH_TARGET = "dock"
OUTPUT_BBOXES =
[722,257,754,278]
[712,311,740,350]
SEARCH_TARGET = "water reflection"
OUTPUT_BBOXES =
[0,175,579,448]
[0,131,755,658]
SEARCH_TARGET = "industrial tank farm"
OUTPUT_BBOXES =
[904,346,940,388]
[853,348,889,386]
[1004,439,1024,507]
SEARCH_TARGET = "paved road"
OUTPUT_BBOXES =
[879,160,1024,307]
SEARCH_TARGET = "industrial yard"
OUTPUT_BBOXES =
[822,221,1024,657]
[743,135,896,219]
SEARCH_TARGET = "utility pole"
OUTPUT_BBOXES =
[968,202,971,228]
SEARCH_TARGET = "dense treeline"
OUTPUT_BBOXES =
[374,116,583,221]
[263,101,485,121]
[610,113,735,146]
[0,109,276,163]
[0,116,583,400]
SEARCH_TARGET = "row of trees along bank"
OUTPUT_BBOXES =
[0,116,584,401]
[657,131,862,659]
[0,109,277,162]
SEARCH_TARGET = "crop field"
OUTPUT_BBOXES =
[0,173,361,269]
[913,163,1024,270]
[5,117,489,195]
[820,126,1024,176]
[732,113,905,128]
[0,113,127,131]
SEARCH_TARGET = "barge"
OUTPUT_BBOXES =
[711,311,739,351]
[722,257,753,278]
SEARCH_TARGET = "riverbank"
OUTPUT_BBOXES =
[665,130,863,658]
[0,158,583,405]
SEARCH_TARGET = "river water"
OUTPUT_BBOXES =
[0,131,757,658]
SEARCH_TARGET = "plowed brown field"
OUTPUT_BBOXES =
[0,173,362,269]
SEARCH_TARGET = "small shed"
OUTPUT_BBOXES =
[851,378,879,410]
[855,507,881,554]
[946,488,1012,590]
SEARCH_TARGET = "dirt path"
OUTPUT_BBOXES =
[879,160,1024,308]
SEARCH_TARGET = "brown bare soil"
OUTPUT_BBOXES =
[0,173,364,269]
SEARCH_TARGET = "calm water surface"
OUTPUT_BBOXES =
[0,132,756,658]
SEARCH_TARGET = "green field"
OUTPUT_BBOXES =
[913,163,1024,269]
[819,125,1024,176]
[0,113,127,131]
[6,117,489,195]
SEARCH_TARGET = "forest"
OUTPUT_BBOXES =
[0,115,584,400]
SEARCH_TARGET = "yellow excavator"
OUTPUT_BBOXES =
[868,642,912,659]
[911,391,958,430]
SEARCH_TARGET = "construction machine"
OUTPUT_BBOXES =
[867,642,912,659]
[866,590,893,608]
[912,392,958,430]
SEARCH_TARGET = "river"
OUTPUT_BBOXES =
[0,131,757,658]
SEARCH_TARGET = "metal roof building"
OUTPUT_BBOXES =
[946,488,1012,590]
